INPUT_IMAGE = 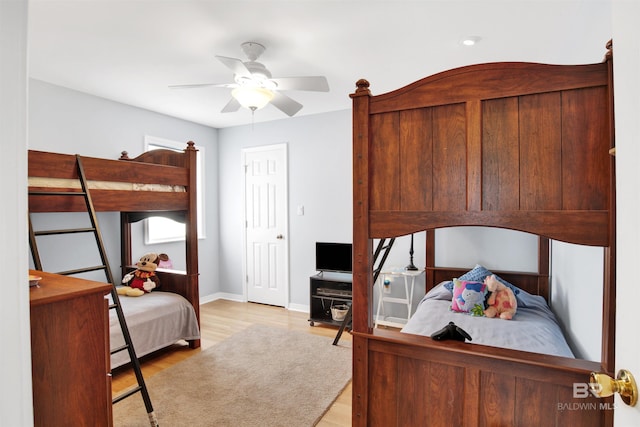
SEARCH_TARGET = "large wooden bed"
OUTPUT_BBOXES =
[350,42,615,426]
[28,141,201,359]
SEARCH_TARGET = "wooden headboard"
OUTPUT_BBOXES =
[354,61,613,245]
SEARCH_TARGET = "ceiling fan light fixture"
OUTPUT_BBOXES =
[232,86,274,111]
[461,36,481,46]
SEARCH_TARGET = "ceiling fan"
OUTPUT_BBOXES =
[169,41,329,117]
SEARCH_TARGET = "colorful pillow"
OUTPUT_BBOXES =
[450,278,487,316]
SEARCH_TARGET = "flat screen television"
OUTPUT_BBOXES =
[315,242,352,273]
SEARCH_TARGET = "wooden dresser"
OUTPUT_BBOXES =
[29,270,113,426]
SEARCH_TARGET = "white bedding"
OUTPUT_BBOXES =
[401,283,575,358]
[109,291,200,368]
[28,176,185,192]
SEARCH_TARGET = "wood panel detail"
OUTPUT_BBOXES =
[519,92,563,210]
[480,372,515,426]
[367,350,397,427]
[483,97,520,211]
[370,112,400,211]
[400,108,433,211]
[562,87,610,210]
[433,103,467,211]
[367,86,610,227]
[359,332,612,427]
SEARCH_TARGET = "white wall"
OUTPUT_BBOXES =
[1,1,32,425]
[218,110,353,308]
[551,242,603,361]
[28,79,221,297]
[435,228,539,271]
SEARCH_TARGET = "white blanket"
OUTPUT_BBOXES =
[28,176,185,192]
[109,291,200,368]
[401,283,574,358]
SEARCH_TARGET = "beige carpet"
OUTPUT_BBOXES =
[113,324,352,426]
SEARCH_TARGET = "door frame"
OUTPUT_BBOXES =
[241,143,290,308]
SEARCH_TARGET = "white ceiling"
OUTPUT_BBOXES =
[28,1,612,129]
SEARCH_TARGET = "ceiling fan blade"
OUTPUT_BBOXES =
[169,83,236,89]
[215,55,252,78]
[221,97,241,113]
[269,76,329,92]
[270,92,303,117]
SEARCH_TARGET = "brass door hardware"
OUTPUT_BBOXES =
[590,369,637,407]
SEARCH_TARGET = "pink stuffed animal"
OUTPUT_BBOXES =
[483,275,517,320]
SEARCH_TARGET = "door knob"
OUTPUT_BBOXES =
[590,369,638,406]
[276,234,283,240]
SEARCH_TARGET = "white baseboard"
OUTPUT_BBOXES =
[287,303,309,313]
[199,293,310,314]
[200,292,245,305]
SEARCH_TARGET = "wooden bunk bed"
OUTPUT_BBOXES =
[28,141,201,365]
[350,42,616,426]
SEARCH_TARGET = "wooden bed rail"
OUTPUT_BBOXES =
[352,330,612,427]
[28,150,189,185]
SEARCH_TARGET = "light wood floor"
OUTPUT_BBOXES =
[112,299,352,426]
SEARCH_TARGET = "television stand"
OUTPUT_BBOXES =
[309,272,352,327]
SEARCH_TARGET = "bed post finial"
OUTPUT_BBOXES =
[186,141,196,151]
[355,79,371,95]
[604,39,613,62]
[119,151,130,160]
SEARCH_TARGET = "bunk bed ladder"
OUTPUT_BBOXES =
[332,238,395,345]
[28,155,159,427]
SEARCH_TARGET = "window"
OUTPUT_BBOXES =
[144,135,205,244]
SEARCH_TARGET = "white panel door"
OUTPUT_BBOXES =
[613,1,640,423]
[243,144,288,307]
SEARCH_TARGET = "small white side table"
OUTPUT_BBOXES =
[374,269,424,328]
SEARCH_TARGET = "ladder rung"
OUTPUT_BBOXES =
[381,296,410,304]
[113,386,143,405]
[54,265,107,276]
[33,227,96,236]
[28,190,87,196]
[110,344,130,355]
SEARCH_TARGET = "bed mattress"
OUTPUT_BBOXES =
[401,283,575,358]
[29,176,185,192]
[109,291,200,368]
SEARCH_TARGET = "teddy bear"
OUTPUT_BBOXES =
[118,252,161,297]
[483,274,517,320]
